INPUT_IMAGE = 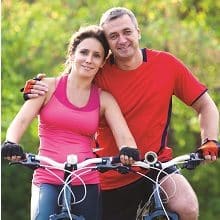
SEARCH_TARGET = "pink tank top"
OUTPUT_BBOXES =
[33,75,100,185]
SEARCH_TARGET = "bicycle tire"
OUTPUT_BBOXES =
[49,212,85,220]
[143,209,179,220]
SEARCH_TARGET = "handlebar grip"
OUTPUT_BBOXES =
[183,153,203,170]
[21,153,27,160]
[111,156,120,164]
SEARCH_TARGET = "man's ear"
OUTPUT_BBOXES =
[137,28,141,40]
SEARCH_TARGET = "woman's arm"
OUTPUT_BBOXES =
[6,77,55,143]
[2,94,45,161]
[2,78,56,161]
[100,91,139,164]
[6,93,45,143]
[100,91,136,148]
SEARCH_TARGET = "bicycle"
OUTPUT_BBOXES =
[9,153,127,220]
[8,149,217,220]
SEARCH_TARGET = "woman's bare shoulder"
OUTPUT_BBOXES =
[41,77,56,86]
[41,77,60,103]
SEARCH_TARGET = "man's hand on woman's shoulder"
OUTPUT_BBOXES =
[21,73,49,100]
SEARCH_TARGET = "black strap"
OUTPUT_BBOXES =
[141,48,147,62]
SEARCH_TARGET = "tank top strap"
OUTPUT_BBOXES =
[54,74,100,111]
[54,74,68,98]
[87,84,100,111]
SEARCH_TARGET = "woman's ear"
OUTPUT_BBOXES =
[100,59,107,68]
[70,55,75,62]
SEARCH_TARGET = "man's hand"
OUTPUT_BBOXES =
[1,141,25,161]
[197,139,220,161]
[119,146,140,165]
[21,73,48,100]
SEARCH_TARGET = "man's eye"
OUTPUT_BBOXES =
[124,30,132,35]
[109,35,117,40]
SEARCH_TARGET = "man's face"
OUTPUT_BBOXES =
[102,14,140,60]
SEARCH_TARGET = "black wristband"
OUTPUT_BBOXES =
[202,138,218,145]
[4,140,16,145]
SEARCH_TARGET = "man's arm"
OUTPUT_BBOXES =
[192,92,220,160]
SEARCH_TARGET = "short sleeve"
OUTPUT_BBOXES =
[171,54,207,105]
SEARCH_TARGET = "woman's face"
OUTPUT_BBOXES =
[71,37,105,78]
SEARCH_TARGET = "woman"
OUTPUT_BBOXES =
[2,25,138,220]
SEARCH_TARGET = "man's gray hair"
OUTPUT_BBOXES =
[100,7,138,28]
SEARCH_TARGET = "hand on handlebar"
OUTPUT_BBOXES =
[20,73,48,101]
[119,146,140,165]
[197,139,220,161]
[1,141,25,161]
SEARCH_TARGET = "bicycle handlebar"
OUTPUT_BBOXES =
[133,151,203,170]
[9,151,204,173]
[9,153,131,173]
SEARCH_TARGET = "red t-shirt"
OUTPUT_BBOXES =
[95,48,207,190]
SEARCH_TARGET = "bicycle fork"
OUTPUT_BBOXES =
[49,162,85,220]
[49,186,84,220]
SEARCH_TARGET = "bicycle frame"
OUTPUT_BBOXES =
[49,161,85,220]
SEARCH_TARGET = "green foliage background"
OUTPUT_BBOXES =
[1,0,220,219]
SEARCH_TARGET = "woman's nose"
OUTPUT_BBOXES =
[85,54,93,63]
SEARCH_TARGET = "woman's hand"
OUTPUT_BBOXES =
[1,141,24,161]
[119,146,140,165]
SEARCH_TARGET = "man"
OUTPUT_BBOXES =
[3,7,220,220]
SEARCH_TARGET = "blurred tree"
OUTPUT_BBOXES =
[1,0,219,219]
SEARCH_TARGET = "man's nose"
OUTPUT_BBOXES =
[118,34,127,43]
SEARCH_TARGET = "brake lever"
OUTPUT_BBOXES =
[183,153,203,170]
[9,158,40,170]
[9,161,23,166]
[115,165,131,174]
[96,163,131,174]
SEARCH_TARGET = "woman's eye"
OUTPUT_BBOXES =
[80,50,87,55]
[94,53,101,58]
